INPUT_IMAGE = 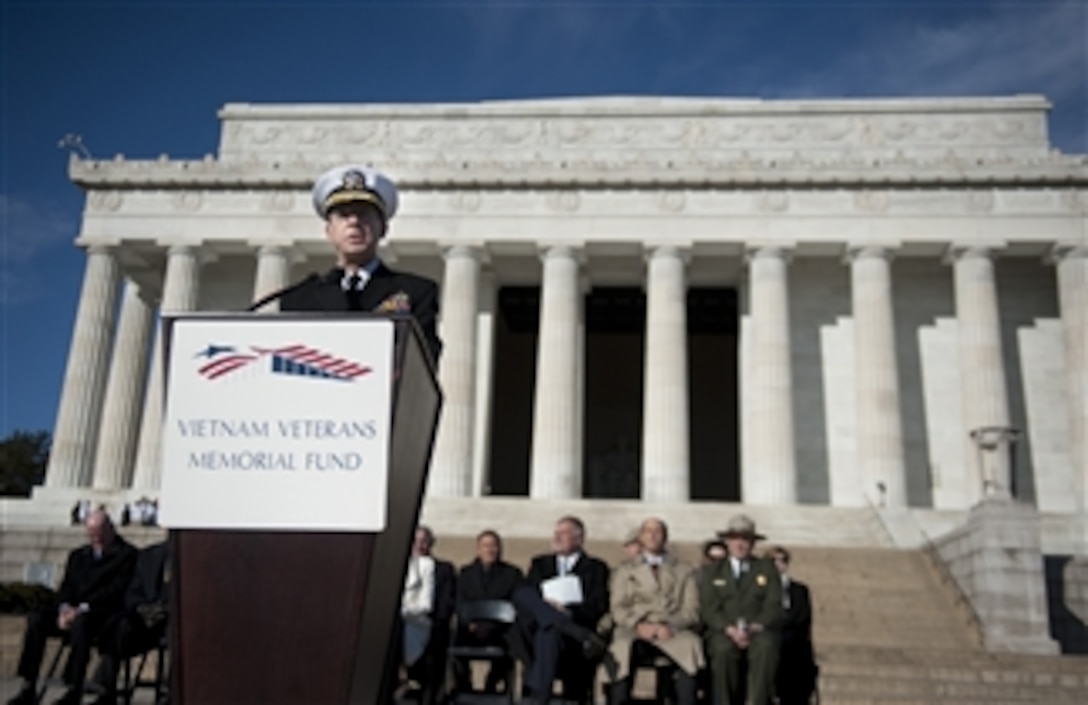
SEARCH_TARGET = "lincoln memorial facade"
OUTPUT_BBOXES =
[37,96,1088,525]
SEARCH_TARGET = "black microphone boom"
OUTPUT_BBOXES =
[246,274,318,312]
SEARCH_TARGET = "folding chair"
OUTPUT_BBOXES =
[121,633,169,705]
[35,636,69,704]
[445,600,518,704]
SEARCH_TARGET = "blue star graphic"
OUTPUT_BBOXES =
[195,344,235,359]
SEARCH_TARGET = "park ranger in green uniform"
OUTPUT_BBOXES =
[699,515,785,705]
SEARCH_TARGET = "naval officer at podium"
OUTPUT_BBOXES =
[260,164,442,362]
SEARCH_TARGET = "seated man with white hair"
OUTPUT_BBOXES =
[603,517,704,705]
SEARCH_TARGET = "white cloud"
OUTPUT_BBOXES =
[0,193,77,304]
[766,1,1086,147]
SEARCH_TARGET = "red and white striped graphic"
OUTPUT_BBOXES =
[259,344,373,379]
[197,352,259,379]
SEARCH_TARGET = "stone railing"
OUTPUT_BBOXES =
[931,498,1060,654]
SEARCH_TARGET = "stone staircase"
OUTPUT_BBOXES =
[2,523,1086,702]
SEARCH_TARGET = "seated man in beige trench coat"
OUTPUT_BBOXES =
[603,517,704,705]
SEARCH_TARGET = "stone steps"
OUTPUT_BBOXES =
[420,497,895,548]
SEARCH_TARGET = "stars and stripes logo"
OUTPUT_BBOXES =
[194,344,372,382]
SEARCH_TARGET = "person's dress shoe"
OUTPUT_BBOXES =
[6,683,36,705]
[558,621,607,660]
[579,630,607,660]
[51,690,81,705]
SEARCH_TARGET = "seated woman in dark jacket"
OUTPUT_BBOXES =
[454,530,523,694]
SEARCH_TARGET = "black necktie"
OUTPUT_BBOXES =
[345,274,363,310]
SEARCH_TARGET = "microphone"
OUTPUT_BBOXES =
[246,274,319,312]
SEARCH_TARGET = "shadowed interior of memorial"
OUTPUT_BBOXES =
[487,285,739,499]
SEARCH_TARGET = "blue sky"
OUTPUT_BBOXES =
[1,0,1085,437]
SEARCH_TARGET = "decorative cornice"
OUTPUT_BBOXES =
[69,152,1088,190]
[217,95,1053,120]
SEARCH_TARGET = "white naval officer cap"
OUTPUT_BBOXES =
[311,164,399,221]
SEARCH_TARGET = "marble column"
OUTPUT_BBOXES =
[642,246,690,502]
[471,273,497,497]
[530,246,582,498]
[573,283,586,495]
[132,245,204,491]
[251,244,295,312]
[429,246,480,497]
[91,280,155,490]
[952,247,1013,502]
[44,246,122,488]
[850,247,908,507]
[744,247,797,505]
[1054,246,1088,510]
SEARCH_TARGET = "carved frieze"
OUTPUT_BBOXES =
[448,192,483,212]
[854,191,890,213]
[219,111,1047,160]
[86,191,123,212]
[1059,189,1088,214]
[260,191,295,212]
[171,191,204,212]
[965,190,995,213]
[755,191,790,213]
[658,191,686,213]
[545,191,581,212]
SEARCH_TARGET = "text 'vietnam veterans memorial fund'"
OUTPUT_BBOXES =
[176,418,380,471]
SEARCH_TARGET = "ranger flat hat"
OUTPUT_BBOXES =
[312,164,399,221]
[717,514,766,541]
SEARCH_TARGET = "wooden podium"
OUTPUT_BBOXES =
[158,314,442,705]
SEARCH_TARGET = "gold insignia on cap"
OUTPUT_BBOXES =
[713,578,727,586]
[341,169,366,190]
[756,574,767,586]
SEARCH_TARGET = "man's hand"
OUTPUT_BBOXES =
[748,623,764,634]
[654,624,674,641]
[635,622,658,641]
[545,598,569,614]
[57,604,77,631]
[725,625,750,649]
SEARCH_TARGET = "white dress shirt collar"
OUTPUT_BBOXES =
[340,258,382,291]
[557,552,581,575]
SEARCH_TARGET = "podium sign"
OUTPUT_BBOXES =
[160,316,394,532]
[161,313,443,705]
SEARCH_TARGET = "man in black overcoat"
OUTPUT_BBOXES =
[8,510,136,705]
[453,530,523,694]
[769,546,817,705]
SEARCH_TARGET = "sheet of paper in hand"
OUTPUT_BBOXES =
[541,575,584,605]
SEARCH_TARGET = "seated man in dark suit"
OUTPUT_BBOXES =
[769,546,817,705]
[515,516,610,705]
[270,164,442,362]
[453,530,523,694]
[8,509,137,705]
[88,541,169,705]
